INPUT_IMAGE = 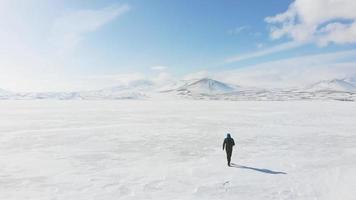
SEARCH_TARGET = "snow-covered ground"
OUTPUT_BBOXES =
[0,100,355,200]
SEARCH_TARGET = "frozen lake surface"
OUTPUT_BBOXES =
[0,100,355,200]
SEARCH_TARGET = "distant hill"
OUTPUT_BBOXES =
[1,78,356,101]
[0,88,15,99]
[305,79,356,92]
[175,78,237,95]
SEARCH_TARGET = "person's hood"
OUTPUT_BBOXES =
[226,133,231,138]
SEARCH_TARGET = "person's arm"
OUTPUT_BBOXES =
[223,139,226,150]
[232,139,235,146]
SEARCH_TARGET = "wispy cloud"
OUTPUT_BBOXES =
[49,4,130,53]
[0,3,131,92]
[225,41,302,63]
[219,50,356,88]
[228,26,249,35]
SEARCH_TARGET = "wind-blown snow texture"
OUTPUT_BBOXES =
[0,100,355,200]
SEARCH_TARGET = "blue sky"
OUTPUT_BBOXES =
[1,0,356,91]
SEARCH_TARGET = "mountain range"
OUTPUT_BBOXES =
[1,78,356,101]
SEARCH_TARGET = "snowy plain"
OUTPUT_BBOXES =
[0,100,355,200]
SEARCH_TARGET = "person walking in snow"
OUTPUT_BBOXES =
[223,133,235,166]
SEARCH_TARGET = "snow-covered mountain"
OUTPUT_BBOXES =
[173,78,237,95]
[78,90,146,100]
[0,88,11,95]
[157,80,191,92]
[305,79,356,92]
[1,78,356,101]
[77,80,154,100]
[0,88,15,99]
[16,92,81,100]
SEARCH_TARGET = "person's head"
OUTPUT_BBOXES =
[227,133,231,138]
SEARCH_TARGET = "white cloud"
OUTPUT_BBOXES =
[49,4,130,53]
[225,0,356,64]
[151,65,167,71]
[218,50,356,88]
[266,0,356,46]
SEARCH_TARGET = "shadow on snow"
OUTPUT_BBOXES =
[230,163,287,175]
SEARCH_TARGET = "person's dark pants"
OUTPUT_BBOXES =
[226,148,233,166]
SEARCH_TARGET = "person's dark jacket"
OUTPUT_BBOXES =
[223,135,235,151]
